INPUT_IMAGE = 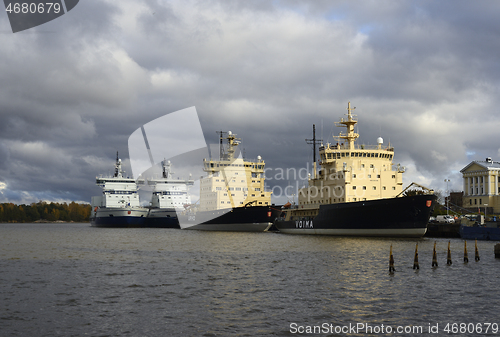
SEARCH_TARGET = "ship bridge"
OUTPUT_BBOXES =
[296,102,405,214]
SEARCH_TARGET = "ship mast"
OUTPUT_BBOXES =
[216,131,240,161]
[335,101,359,149]
[162,159,173,179]
[305,124,322,179]
[114,151,123,178]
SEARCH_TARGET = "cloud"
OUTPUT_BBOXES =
[0,0,499,204]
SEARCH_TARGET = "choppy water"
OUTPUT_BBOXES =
[1,223,499,336]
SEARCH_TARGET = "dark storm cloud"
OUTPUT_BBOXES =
[0,0,499,204]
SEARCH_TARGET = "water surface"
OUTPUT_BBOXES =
[1,223,499,336]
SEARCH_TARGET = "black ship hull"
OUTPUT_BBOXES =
[144,208,181,228]
[275,194,437,237]
[179,206,282,231]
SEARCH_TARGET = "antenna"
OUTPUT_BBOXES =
[305,124,323,179]
[216,131,226,160]
[321,119,324,145]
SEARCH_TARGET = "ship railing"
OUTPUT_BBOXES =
[203,159,265,170]
[319,144,394,151]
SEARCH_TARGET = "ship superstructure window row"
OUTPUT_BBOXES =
[154,191,187,195]
[104,190,137,194]
[321,152,394,160]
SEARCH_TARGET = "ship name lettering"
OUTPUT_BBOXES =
[295,220,313,229]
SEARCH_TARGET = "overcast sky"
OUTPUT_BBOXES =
[1,0,499,205]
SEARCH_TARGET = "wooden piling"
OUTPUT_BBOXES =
[475,239,480,262]
[464,240,469,263]
[495,243,500,259]
[389,244,395,273]
[432,241,438,267]
[413,243,419,269]
[446,241,452,265]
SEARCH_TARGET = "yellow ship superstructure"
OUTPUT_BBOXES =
[199,131,272,211]
[297,102,405,216]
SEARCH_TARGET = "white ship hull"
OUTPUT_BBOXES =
[90,207,149,228]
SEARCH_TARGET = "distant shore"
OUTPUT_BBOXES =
[0,220,88,223]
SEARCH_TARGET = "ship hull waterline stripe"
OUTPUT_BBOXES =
[276,227,427,237]
[182,222,273,232]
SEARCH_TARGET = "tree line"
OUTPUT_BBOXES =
[0,201,91,223]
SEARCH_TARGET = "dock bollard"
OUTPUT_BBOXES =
[464,241,469,263]
[475,239,480,262]
[432,241,438,267]
[413,243,419,269]
[447,241,452,265]
[495,243,500,259]
[389,245,395,273]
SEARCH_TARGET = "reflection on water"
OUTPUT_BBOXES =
[1,223,499,336]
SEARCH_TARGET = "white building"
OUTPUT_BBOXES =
[461,157,500,214]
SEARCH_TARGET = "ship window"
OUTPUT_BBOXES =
[392,187,396,190]
[373,186,376,190]
[383,186,386,190]
[375,153,379,158]
[368,174,371,178]
[377,175,380,178]
[353,186,356,190]
[361,164,365,168]
[353,174,356,178]
[392,175,395,178]
[363,186,366,190]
